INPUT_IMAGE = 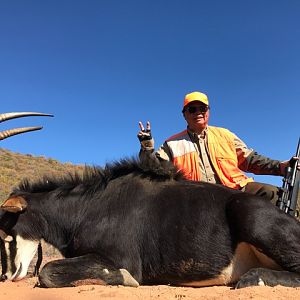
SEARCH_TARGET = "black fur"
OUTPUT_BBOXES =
[1,157,300,288]
[15,157,184,196]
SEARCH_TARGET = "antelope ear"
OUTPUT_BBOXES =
[0,196,28,213]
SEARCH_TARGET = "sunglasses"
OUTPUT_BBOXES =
[184,105,209,114]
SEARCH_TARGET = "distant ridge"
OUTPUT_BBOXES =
[0,148,85,202]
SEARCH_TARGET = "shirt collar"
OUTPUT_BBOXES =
[187,126,208,140]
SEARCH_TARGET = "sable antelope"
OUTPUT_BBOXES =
[1,157,300,288]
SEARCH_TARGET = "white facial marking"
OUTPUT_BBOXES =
[5,235,39,281]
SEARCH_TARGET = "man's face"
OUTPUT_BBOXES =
[183,101,210,132]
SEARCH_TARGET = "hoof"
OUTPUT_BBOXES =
[235,269,264,289]
[120,269,139,287]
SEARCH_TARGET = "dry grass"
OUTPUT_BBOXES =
[0,148,85,203]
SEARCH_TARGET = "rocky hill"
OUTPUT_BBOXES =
[0,148,85,203]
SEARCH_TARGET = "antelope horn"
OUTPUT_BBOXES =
[0,127,43,141]
[0,112,53,123]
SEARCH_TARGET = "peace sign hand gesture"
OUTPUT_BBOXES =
[137,121,154,150]
[138,121,152,141]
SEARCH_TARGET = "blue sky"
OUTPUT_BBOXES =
[0,0,299,186]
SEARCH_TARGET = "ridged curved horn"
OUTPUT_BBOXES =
[0,112,53,123]
[0,127,43,141]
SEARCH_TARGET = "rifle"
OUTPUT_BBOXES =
[276,138,300,217]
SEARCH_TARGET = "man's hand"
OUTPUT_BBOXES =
[138,121,152,141]
[137,121,154,150]
[280,156,300,175]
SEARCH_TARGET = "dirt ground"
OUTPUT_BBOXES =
[1,245,300,300]
[2,278,300,300]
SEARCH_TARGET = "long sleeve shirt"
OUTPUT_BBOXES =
[139,126,283,184]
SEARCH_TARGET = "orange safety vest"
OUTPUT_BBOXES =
[165,126,254,189]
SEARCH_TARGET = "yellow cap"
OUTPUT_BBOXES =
[183,91,209,108]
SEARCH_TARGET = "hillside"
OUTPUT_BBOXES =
[0,148,85,203]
